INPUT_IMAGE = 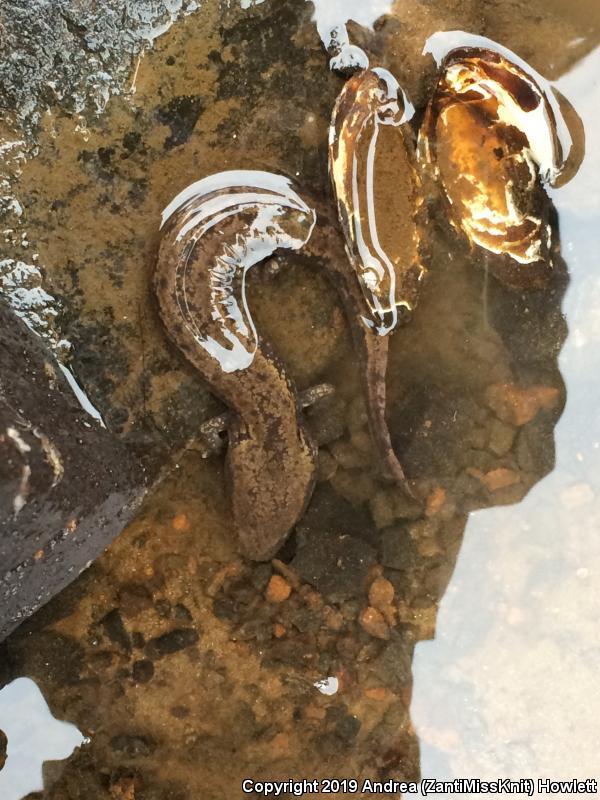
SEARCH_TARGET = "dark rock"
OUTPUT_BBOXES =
[291,529,376,602]
[132,659,154,684]
[173,603,193,622]
[334,712,361,744]
[370,633,413,693]
[157,95,205,150]
[380,525,418,571]
[155,599,172,618]
[6,630,84,686]
[0,301,148,642]
[304,394,346,446]
[212,597,242,623]
[99,609,131,653]
[297,484,378,545]
[146,628,199,658]
[390,386,482,479]
[118,584,153,618]
[110,733,156,758]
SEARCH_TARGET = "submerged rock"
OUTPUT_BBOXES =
[0,301,148,642]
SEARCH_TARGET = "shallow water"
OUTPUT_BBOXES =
[0,0,599,797]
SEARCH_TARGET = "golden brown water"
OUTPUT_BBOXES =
[0,0,599,797]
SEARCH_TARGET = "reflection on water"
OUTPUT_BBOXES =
[0,0,598,796]
[0,678,85,799]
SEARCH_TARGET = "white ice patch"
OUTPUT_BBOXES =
[0,259,60,340]
[0,678,87,800]
[314,676,339,695]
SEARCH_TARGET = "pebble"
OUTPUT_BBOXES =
[368,576,395,610]
[322,605,344,631]
[329,439,368,470]
[368,576,396,626]
[265,575,292,603]
[479,467,521,492]
[487,418,516,456]
[364,687,390,702]
[273,623,286,638]
[316,449,338,482]
[485,383,560,426]
[369,486,422,529]
[380,525,418,571]
[330,468,377,505]
[171,513,190,532]
[425,486,446,517]
[359,607,390,640]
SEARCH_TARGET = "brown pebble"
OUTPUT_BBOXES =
[273,623,287,639]
[485,383,560,426]
[322,605,344,631]
[480,467,521,492]
[425,487,446,517]
[359,607,390,640]
[266,575,292,603]
[271,558,301,590]
[364,687,390,701]
[488,419,516,456]
[369,486,422,529]
[368,576,395,610]
[172,513,190,532]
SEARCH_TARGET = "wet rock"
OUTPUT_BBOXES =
[297,484,378,546]
[370,634,413,693]
[369,486,422,529]
[173,603,193,622]
[329,439,370,470]
[332,711,361,744]
[488,419,516,457]
[6,630,83,687]
[0,0,199,124]
[118,584,153,618]
[329,468,378,505]
[304,394,346,447]
[368,576,396,625]
[359,607,390,640]
[110,733,156,758]
[390,387,482,478]
[515,416,557,476]
[408,518,443,559]
[265,575,292,603]
[316,449,338,482]
[380,526,418,571]
[99,609,131,653]
[132,659,155,684]
[157,94,205,150]
[291,530,376,602]
[146,628,199,658]
[0,301,148,642]
[485,383,561,426]
[477,467,521,493]
[425,486,447,517]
